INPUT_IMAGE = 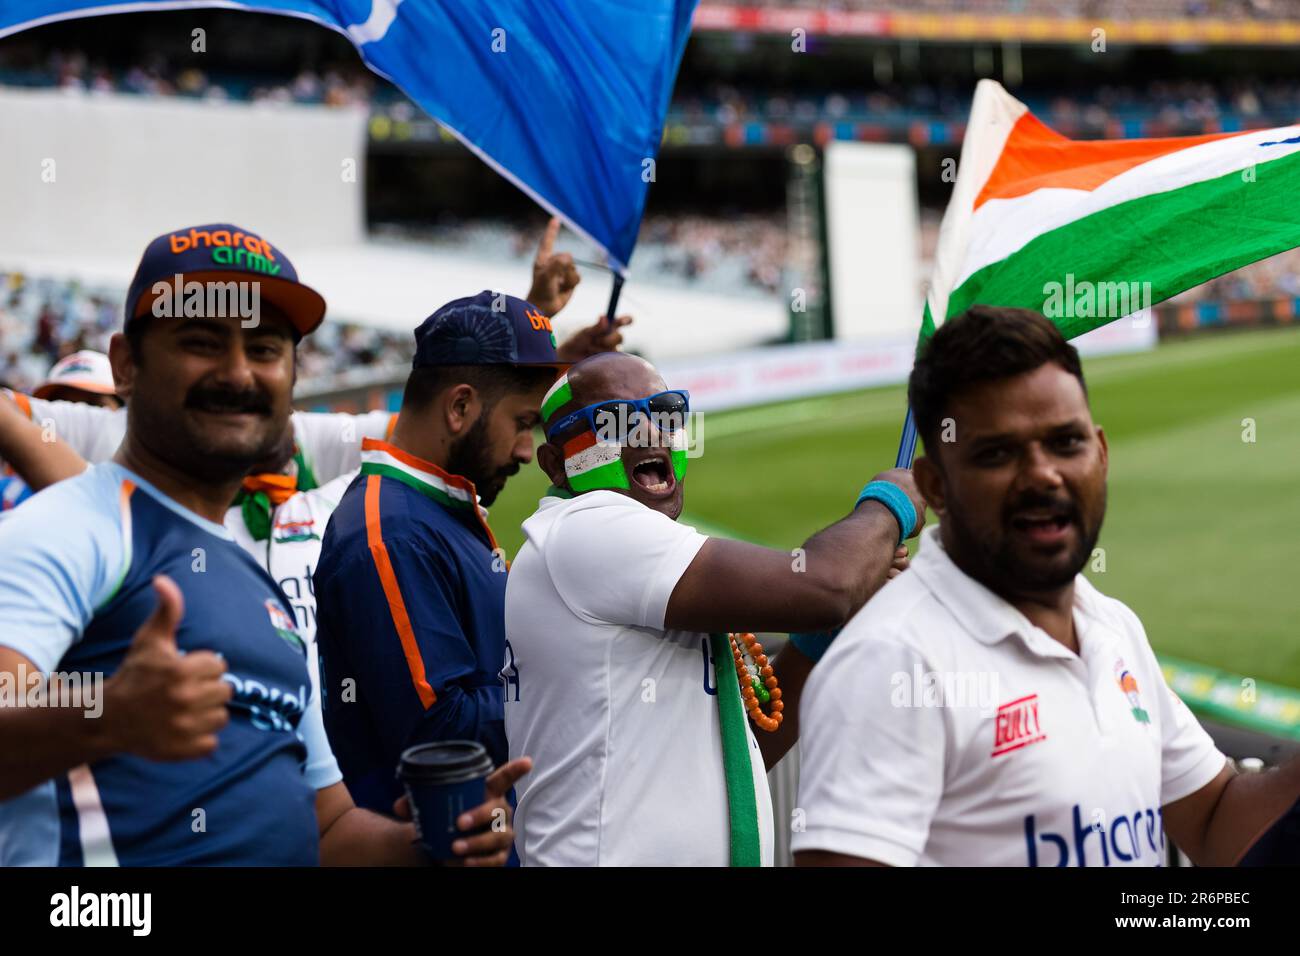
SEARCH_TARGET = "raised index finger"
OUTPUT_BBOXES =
[536,216,561,260]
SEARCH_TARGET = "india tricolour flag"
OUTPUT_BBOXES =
[925,79,1300,341]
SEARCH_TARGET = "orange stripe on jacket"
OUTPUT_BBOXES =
[363,474,437,709]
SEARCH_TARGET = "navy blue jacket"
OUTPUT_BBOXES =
[314,440,508,812]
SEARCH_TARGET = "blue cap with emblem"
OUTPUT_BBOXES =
[413,290,566,371]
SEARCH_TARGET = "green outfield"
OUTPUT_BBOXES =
[490,325,1300,689]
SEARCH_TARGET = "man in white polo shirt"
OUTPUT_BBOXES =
[794,305,1300,867]
[504,352,922,866]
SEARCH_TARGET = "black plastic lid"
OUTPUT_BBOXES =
[398,740,493,785]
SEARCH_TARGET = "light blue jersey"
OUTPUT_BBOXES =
[0,462,340,865]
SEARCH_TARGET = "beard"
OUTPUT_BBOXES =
[446,415,519,507]
[129,378,284,484]
[944,486,1106,595]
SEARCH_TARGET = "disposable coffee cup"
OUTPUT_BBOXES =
[398,740,493,861]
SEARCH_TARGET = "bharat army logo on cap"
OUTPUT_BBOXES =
[167,226,281,275]
[124,222,327,338]
[524,306,557,349]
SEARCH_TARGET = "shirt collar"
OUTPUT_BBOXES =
[359,437,480,512]
[359,438,501,554]
[909,524,1091,660]
[105,462,234,541]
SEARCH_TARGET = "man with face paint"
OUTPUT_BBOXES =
[502,351,925,866]
[794,306,1300,867]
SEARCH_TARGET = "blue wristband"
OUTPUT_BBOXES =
[855,480,917,544]
[790,629,840,663]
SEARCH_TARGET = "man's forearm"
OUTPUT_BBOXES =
[1202,758,1300,865]
[319,807,428,866]
[666,500,905,635]
[0,396,87,491]
[409,684,508,767]
[0,703,118,800]
[756,505,906,767]
[800,500,901,624]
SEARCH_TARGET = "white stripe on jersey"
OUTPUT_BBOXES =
[68,764,119,867]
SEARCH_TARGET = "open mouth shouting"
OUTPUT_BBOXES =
[627,448,676,498]
[1007,503,1078,546]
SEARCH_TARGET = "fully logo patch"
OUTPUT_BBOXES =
[991,693,1047,757]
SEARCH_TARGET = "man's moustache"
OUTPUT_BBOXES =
[1003,493,1079,523]
[185,388,272,415]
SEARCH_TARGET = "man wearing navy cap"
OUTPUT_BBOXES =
[313,290,572,813]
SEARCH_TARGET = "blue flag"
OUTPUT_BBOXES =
[0,0,699,272]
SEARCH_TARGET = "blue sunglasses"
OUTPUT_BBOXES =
[546,390,691,442]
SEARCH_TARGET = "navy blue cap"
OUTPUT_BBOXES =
[124,223,326,337]
[413,290,565,370]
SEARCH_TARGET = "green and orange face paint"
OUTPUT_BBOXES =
[541,373,689,493]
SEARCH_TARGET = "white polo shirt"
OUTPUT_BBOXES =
[793,525,1226,867]
[503,490,776,867]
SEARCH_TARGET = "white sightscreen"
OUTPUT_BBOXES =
[0,88,367,259]
[823,141,921,340]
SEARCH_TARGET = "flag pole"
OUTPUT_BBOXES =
[604,273,625,330]
[894,407,919,469]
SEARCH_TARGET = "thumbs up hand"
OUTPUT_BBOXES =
[103,576,233,761]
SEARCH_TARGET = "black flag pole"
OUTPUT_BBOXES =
[894,408,919,469]
[604,273,625,330]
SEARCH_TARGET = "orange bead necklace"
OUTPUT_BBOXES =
[728,632,783,733]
